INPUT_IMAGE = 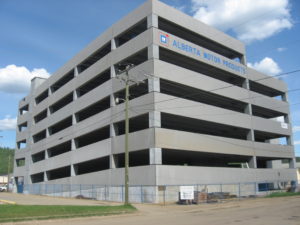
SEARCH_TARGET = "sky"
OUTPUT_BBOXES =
[0,0,299,156]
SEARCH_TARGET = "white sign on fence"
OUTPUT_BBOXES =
[180,186,194,200]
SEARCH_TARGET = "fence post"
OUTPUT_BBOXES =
[163,186,166,206]
[141,185,143,203]
[238,183,241,199]
[122,185,124,202]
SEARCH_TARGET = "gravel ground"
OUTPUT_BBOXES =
[1,193,300,225]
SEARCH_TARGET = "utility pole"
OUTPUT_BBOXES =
[7,154,10,189]
[116,63,135,205]
[124,67,130,205]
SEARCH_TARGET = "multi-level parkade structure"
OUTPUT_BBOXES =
[14,0,297,200]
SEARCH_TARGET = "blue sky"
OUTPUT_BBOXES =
[0,0,299,156]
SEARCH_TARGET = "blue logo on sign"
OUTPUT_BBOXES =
[160,34,167,43]
[160,33,169,46]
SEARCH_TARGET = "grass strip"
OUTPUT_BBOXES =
[266,192,300,198]
[0,204,136,223]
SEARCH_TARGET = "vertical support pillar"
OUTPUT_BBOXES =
[289,158,296,169]
[46,128,50,138]
[242,78,249,89]
[111,65,116,78]
[241,55,247,65]
[111,38,117,50]
[45,149,49,159]
[244,104,252,115]
[71,165,76,177]
[282,92,288,102]
[247,130,255,141]
[74,66,79,77]
[147,14,158,28]
[73,90,78,101]
[71,139,76,151]
[249,156,257,168]
[47,107,50,117]
[44,172,48,182]
[148,44,159,60]
[148,77,160,93]
[150,148,162,165]
[72,114,77,125]
[149,111,161,128]
[110,123,119,138]
[110,155,116,169]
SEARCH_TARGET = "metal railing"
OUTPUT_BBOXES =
[22,180,293,204]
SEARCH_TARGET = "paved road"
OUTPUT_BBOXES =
[1,193,300,225]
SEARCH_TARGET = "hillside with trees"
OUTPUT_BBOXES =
[0,147,14,175]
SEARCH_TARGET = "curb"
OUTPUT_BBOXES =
[0,199,16,205]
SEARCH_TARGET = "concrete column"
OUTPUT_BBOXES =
[148,77,160,93]
[110,155,116,169]
[149,111,161,128]
[289,158,296,169]
[74,66,79,76]
[111,65,116,78]
[147,14,158,28]
[71,165,76,177]
[44,172,48,181]
[46,128,50,138]
[244,104,252,115]
[148,44,159,60]
[242,79,250,89]
[266,160,273,168]
[72,114,77,125]
[287,136,293,145]
[71,139,77,150]
[149,148,162,165]
[45,150,49,159]
[48,87,51,96]
[111,38,117,50]
[249,156,257,168]
[110,124,118,137]
[110,95,116,107]
[247,130,254,141]
[241,55,247,65]
[73,90,78,101]
[282,92,288,102]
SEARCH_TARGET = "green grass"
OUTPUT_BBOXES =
[266,192,300,198]
[0,204,136,223]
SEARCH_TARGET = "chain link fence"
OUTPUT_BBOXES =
[23,180,293,204]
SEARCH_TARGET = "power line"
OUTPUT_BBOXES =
[131,68,300,111]
[129,108,295,154]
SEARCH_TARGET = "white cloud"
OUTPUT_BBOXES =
[0,116,17,131]
[293,126,300,133]
[247,57,281,75]
[294,140,300,145]
[277,47,287,52]
[191,0,292,43]
[0,64,50,94]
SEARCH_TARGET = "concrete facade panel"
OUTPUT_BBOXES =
[152,0,245,54]
[156,165,297,185]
